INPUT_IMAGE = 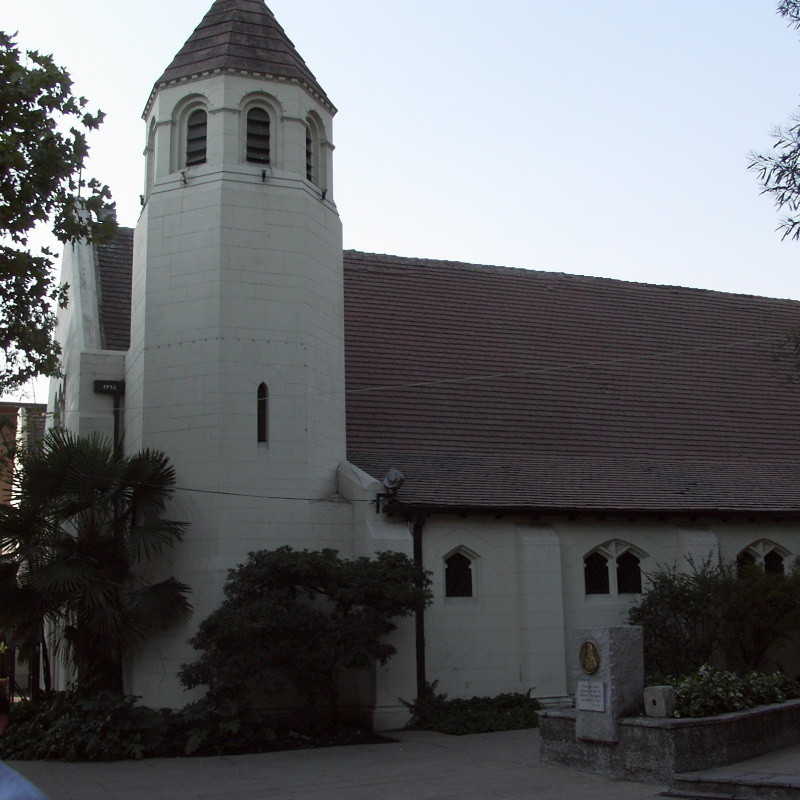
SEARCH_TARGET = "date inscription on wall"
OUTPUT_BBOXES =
[576,680,606,712]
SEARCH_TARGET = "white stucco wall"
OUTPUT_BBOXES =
[48,240,126,440]
[347,506,800,725]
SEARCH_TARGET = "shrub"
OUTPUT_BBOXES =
[672,665,800,718]
[0,691,388,761]
[629,557,800,678]
[180,547,431,730]
[0,691,175,761]
[403,683,540,735]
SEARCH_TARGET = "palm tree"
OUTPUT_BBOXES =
[0,430,191,694]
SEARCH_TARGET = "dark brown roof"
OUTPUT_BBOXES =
[92,231,800,513]
[95,227,133,351]
[148,0,333,114]
[343,252,800,513]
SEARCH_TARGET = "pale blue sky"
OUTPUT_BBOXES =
[4,1,800,402]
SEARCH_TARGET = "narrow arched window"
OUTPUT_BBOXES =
[246,108,270,164]
[445,552,473,597]
[305,124,314,183]
[616,551,642,594]
[186,109,207,166]
[257,383,268,443]
[764,549,785,576]
[584,552,609,595]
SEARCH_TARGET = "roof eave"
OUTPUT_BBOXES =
[142,69,337,120]
[383,498,800,521]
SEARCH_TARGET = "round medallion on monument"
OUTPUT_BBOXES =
[579,640,601,675]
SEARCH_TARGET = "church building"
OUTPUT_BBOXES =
[50,0,800,728]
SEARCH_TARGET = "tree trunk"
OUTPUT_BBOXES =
[41,633,51,693]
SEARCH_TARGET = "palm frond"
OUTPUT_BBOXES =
[127,519,187,563]
[126,578,193,640]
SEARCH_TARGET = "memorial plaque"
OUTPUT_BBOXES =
[576,680,606,712]
[579,640,601,674]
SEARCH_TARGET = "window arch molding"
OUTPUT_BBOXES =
[170,94,209,173]
[737,539,791,576]
[583,539,648,596]
[443,545,479,599]
[239,92,282,169]
[144,118,157,200]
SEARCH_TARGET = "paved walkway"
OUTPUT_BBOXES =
[674,742,800,796]
[5,729,663,800]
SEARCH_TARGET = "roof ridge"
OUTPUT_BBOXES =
[343,249,800,305]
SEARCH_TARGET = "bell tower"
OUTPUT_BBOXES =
[125,0,350,704]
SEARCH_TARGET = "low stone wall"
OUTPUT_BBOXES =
[539,699,800,783]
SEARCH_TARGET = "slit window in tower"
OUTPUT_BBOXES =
[186,109,207,166]
[257,383,269,444]
[246,108,270,164]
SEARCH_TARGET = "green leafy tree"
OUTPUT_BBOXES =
[0,31,115,393]
[749,2,800,240]
[0,430,191,694]
[181,547,432,729]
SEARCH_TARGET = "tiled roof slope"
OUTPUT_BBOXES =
[150,0,333,112]
[343,252,800,513]
[95,227,133,351]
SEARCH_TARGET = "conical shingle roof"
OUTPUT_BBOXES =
[146,0,334,115]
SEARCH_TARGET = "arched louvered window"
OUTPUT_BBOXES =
[257,383,269,444]
[445,552,474,597]
[616,551,642,594]
[305,124,314,183]
[246,108,270,164]
[584,551,609,595]
[186,109,207,166]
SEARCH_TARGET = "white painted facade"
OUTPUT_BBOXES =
[48,6,800,729]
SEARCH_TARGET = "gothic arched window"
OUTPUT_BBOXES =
[445,551,474,597]
[186,109,207,166]
[737,540,790,578]
[246,108,270,164]
[257,383,269,444]
[737,550,757,577]
[616,550,642,594]
[764,549,785,576]
[584,551,609,595]
[584,540,647,596]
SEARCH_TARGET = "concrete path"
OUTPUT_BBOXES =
[672,742,800,798]
[6,729,663,800]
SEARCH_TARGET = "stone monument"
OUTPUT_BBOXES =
[574,626,644,743]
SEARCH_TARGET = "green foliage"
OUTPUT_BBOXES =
[0,430,191,693]
[0,31,115,392]
[0,691,387,761]
[672,665,800,718]
[628,557,800,678]
[402,682,540,735]
[0,691,174,761]
[180,547,431,728]
[748,3,800,240]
